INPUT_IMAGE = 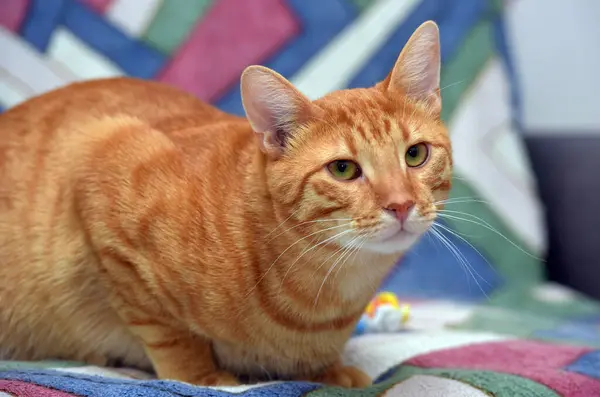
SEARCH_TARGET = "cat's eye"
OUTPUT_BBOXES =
[327,160,362,181]
[405,143,429,167]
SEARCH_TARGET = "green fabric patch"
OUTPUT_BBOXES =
[436,7,544,287]
[451,305,561,339]
[437,3,544,287]
[142,0,213,55]
[305,365,559,396]
[349,0,375,12]
[440,21,494,124]
[446,178,544,287]
[489,286,600,320]
[0,360,84,371]
[388,366,560,397]
[303,373,409,396]
[452,294,600,347]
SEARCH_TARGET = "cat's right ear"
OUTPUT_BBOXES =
[382,20,441,114]
[241,66,315,159]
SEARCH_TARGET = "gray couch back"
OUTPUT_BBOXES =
[526,135,600,299]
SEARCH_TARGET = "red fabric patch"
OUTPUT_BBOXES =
[0,0,30,32]
[407,339,600,397]
[77,0,114,13]
[158,0,299,102]
[0,379,75,396]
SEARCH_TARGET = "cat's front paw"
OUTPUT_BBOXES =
[309,365,372,388]
[192,370,240,386]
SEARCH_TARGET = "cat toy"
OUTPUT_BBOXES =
[354,292,411,335]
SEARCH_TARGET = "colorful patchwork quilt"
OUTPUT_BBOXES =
[2,0,600,396]
[2,287,600,396]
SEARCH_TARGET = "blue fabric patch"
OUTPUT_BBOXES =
[214,0,358,115]
[493,14,523,128]
[380,222,503,302]
[346,0,489,90]
[437,0,489,63]
[569,314,600,325]
[565,350,600,380]
[62,1,166,78]
[19,0,165,79]
[535,323,600,346]
[346,0,446,89]
[0,370,321,397]
[374,364,402,384]
[20,0,67,52]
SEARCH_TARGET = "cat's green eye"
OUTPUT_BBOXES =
[405,143,429,167]
[327,160,362,181]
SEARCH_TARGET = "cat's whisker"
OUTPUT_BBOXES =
[267,218,354,243]
[408,80,465,120]
[434,197,489,206]
[245,223,353,297]
[435,212,542,260]
[436,209,495,228]
[432,222,497,283]
[264,208,302,238]
[332,232,372,283]
[429,227,490,299]
[313,233,364,307]
[439,79,466,93]
[258,364,273,382]
[279,228,354,290]
[310,233,361,279]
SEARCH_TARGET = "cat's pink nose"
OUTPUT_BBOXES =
[385,200,415,223]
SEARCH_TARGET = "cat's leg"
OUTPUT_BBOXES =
[135,325,239,386]
[302,360,372,388]
[110,293,239,385]
[95,252,238,385]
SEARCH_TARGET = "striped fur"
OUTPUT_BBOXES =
[0,22,451,387]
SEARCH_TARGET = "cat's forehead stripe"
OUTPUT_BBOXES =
[344,133,358,156]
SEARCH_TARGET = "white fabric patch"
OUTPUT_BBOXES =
[532,282,577,303]
[382,375,490,397]
[107,0,163,37]
[47,28,123,80]
[0,27,76,100]
[0,71,31,108]
[405,301,476,331]
[449,59,547,254]
[342,330,511,379]
[291,0,420,99]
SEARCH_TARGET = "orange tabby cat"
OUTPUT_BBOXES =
[0,21,451,387]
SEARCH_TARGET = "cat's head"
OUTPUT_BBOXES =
[240,21,451,255]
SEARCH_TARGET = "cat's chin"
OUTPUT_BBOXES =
[359,229,422,255]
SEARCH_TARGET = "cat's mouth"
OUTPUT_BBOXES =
[384,228,412,240]
[378,228,415,244]
[363,226,412,247]
[356,221,425,254]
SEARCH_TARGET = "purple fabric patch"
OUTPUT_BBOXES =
[407,340,600,397]
[0,379,75,396]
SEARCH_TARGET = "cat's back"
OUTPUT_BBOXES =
[0,76,243,203]
[0,77,235,144]
[0,77,239,224]
[0,78,243,364]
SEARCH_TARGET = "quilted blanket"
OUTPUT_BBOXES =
[2,0,600,396]
[2,288,600,396]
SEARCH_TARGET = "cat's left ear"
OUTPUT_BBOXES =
[241,66,316,159]
[383,20,441,114]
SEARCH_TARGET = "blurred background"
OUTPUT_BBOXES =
[0,0,597,306]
